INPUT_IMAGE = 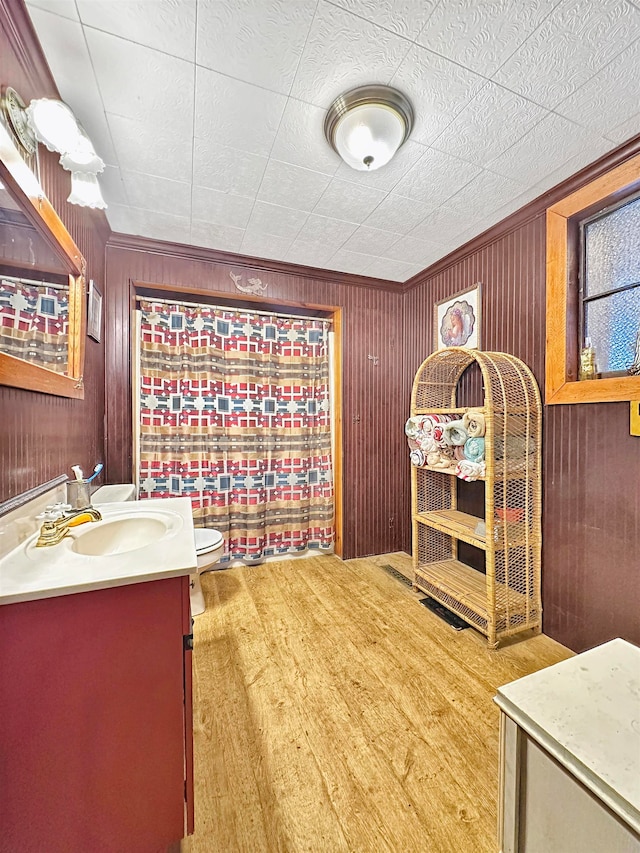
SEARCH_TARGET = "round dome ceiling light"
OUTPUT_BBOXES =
[324,84,414,172]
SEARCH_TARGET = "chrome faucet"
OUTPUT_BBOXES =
[35,507,102,548]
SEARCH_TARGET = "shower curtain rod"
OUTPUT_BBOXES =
[2,273,68,290]
[135,294,332,326]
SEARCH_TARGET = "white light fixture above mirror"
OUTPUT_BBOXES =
[25,97,107,209]
[68,171,107,209]
[324,85,414,172]
[26,99,80,156]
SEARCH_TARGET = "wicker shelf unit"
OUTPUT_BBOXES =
[411,348,542,648]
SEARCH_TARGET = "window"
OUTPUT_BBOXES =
[546,151,640,404]
[580,193,640,377]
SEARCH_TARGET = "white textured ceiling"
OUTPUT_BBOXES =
[25,0,640,282]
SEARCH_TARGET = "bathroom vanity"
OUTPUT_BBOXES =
[495,638,640,853]
[0,497,196,852]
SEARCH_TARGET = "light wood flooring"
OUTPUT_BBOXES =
[182,553,571,853]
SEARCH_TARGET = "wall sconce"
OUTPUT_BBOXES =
[324,85,414,172]
[25,97,107,209]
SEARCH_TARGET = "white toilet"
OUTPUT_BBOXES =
[92,484,222,618]
[189,528,225,617]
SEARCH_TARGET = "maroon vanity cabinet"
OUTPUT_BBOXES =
[0,575,194,852]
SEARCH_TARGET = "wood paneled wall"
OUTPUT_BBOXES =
[105,239,408,560]
[404,213,640,652]
[4,0,637,652]
[0,0,107,503]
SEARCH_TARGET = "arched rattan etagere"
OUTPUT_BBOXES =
[410,348,542,648]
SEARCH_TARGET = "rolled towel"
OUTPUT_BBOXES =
[462,409,485,438]
[422,413,454,441]
[463,436,485,463]
[410,448,426,467]
[454,445,466,461]
[427,447,456,469]
[442,419,468,446]
[407,437,419,451]
[405,416,422,439]
[426,450,441,467]
[416,431,436,452]
[456,459,486,481]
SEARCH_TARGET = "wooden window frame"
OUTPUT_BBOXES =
[546,151,640,404]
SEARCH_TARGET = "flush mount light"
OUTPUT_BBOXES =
[324,85,414,172]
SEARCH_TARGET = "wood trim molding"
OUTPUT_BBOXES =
[0,472,67,517]
[109,232,401,292]
[403,133,640,293]
[133,279,340,315]
[545,150,640,405]
[0,0,58,94]
[0,351,84,398]
[331,307,343,559]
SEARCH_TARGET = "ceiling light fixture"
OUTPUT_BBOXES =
[324,85,414,172]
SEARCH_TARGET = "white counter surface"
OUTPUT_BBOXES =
[0,498,197,605]
[495,638,640,834]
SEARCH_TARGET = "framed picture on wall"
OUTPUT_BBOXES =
[434,283,481,351]
[87,279,102,342]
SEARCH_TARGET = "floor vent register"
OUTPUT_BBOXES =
[419,596,470,631]
[380,564,414,589]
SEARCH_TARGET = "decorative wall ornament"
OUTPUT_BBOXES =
[87,278,102,342]
[434,283,481,351]
[229,271,269,295]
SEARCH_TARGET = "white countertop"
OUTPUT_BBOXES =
[0,498,197,605]
[495,638,640,833]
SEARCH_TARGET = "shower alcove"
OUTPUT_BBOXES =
[410,348,542,648]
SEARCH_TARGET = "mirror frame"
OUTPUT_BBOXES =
[0,110,86,398]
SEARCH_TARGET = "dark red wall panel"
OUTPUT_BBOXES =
[0,2,107,503]
[3,0,638,655]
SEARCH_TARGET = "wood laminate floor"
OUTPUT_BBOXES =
[182,553,571,853]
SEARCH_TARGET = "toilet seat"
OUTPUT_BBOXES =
[194,528,224,556]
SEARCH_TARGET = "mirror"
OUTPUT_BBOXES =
[0,99,86,398]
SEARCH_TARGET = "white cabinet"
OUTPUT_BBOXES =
[495,639,640,853]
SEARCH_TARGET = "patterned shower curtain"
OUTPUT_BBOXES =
[137,299,334,563]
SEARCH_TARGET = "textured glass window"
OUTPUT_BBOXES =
[585,288,640,373]
[584,196,640,297]
[582,194,640,376]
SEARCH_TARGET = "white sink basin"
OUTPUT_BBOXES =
[70,515,169,556]
[0,498,197,606]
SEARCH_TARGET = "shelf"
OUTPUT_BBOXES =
[415,463,485,481]
[413,407,485,415]
[416,510,486,550]
[414,559,530,625]
[415,559,489,626]
[415,512,530,550]
[410,349,541,647]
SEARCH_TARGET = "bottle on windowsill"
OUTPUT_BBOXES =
[579,337,597,380]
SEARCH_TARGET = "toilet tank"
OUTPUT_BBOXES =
[92,484,137,503]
